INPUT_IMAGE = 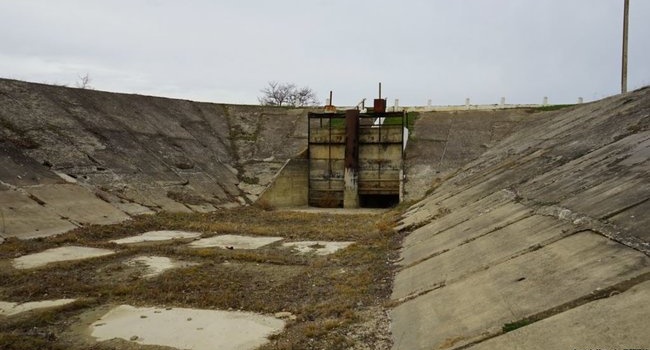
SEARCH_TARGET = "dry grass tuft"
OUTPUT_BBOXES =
[254,198,275,211]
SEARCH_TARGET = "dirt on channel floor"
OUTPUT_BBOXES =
[0,206,403,350]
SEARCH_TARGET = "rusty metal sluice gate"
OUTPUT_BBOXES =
[307,109,405,208]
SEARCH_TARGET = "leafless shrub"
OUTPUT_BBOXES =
[259,81,318,107]
[75,73,93,89]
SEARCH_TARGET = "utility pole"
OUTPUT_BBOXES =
[621,0,629,94]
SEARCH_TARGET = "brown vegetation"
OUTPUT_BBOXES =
[0,206,401,349]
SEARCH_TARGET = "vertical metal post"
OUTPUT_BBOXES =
[621,0,630,94]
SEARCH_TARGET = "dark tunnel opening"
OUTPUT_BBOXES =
[359,194,400,208]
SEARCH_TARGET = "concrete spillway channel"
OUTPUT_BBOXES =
[1,78,650,349]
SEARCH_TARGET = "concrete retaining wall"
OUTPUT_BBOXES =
[257,158,309,208]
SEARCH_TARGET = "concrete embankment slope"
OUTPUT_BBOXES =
[391,88,650,349]
[0,78,309,239]
[404,109,531,201]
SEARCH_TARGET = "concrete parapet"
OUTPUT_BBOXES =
[335,103,550,112]
[403,103,547,112]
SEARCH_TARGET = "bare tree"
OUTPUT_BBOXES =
[259,81,318,107]
[288,86,319,107]
[75,73,93,89]
[258,81,293,106]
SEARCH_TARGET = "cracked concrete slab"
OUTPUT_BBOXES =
[189,234,283,250]
[466,280,650,350]
[12,246,115,269]
[90,305,284,350]
[390,232,650,350]
[111,230,202,244]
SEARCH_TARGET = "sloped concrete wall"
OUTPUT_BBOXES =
[404,109,531,200]
[392,87,650,349]
[0,78,311,239]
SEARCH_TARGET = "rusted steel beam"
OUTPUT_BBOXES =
[344,109,360,170]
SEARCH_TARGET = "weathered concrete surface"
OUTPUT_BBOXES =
[391,232,650,349]
[12,246,115,269]
[0,78,319,239]
[399,200,532,267]
[232,108,310,203]
[0,189,78,239]
[392,215,571,300]
[90,305,284,350]
[0,299,77,316]
[404,109,530,200]
[26,184,130,226]
[0,141,63,187]
[466,280,650,349]
[398,89,650,247]
[392,88,650,350]
[257,157,309,207]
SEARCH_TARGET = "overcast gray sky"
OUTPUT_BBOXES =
[1,0,648,106]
